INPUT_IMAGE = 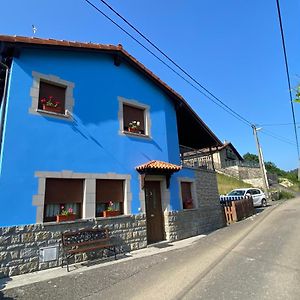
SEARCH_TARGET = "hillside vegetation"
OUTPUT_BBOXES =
[217,173,252,195]
[243,153,299,183]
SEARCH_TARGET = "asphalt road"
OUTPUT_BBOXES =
[1,198,300,300]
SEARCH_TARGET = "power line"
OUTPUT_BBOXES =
[259,122,300,127]
[260,131,296,146]
[84,0,298,149]
[260,128,296,145]
[99,0,253,127]
[84,0,252,127]
[275,0,300,157]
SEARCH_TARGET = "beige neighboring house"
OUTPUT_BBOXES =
[182,141,270,188]
[182,141,244,170]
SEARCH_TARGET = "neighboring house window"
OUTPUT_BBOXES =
[181,182,193,209]
[43,178,83,222]
[29,71,75,120]
[123,104,145,134]
[38,81,66,115]
[96,179,124,217]
[226,149,235,160]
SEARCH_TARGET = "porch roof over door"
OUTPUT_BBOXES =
[136,160,182,173]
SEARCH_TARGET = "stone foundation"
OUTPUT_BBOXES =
[165,168,226,241]
[164,206,225,241]
[0,214,147,278]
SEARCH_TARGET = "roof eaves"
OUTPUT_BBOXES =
[0,35,222,146]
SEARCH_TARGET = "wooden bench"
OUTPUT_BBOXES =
[61,228,117,272]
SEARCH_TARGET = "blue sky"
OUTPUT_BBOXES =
[1,0,300,171]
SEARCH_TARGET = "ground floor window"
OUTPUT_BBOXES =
[43,178,83,222]
[181,181,194,209]
[96,179,124,217]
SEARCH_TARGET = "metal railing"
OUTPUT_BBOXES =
[181,158,214,171]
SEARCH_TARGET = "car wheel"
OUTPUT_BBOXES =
[261,198,267,207]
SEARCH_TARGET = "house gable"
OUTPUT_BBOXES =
[0,35,221,150]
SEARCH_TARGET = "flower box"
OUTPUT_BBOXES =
[184,203,193,209]
[56,214,76,222]
[103,210,121,218]
[43,104,62,114]
[128,128,139,133]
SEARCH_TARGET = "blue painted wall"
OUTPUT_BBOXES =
[0,48,194,226]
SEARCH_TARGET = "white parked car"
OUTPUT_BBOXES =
[226,188,267,207]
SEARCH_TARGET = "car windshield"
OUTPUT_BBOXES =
[227,190,246,196]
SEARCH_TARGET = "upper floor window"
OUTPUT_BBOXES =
[123,104,145,134]
[29,71,75,120]
[118,97,151,138]
[38,81,66,115]
[226,149,235,160]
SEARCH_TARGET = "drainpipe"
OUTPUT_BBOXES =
[0,61,10,158]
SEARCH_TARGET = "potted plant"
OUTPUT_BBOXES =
[56,206,76,222]
[103,201,121,217]
[40,96,62,113]
[183,198,194,209]
[128,120,140,133]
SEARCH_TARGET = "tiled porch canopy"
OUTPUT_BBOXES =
[136,160,181,189]
[136,160,182,172]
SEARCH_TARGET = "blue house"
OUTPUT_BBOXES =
[0,36,223,245]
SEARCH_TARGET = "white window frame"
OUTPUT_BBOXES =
[118,96,151,138]
[29,71,75,120]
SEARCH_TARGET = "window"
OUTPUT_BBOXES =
[181,182,193,209]
[123,104,145,135]
[38,81,66,115]
[226,149,235,160]
[96,179,124,217]
[43,178,84,222]
[29,71,75,119]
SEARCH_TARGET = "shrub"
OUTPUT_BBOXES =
[278,190,295,200]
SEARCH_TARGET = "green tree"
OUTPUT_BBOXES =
[294,85,300,103]
[243,152,259,163]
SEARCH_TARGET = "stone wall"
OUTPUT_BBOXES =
[165,168,226,241]
[217,165,264,188]
[164,207,225,241]
[238,166,261,180]
[243,178,264,188]
[0,214,147,279]
[194,168,220,206]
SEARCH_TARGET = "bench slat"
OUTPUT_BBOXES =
[67,243,114,255]
[63,237,111,248]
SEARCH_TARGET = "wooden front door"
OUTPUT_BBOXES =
[144,181,165,244]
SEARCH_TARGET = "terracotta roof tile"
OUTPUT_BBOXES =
[136,160,182,172]
[0,35,186,100]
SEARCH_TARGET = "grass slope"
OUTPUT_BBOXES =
[217,173,252,195]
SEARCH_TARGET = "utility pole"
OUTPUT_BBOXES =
[252,125,270,199]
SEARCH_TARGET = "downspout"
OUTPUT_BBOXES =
[0,61,10,158]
